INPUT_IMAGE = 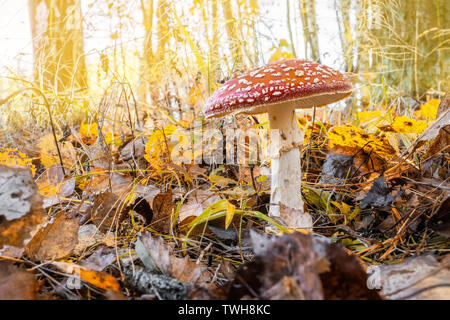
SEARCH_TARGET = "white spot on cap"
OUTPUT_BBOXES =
[294,70,304,77]
[273,91,282,96]
[238,78,252,85]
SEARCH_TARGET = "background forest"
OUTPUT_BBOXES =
[1,0,448,129]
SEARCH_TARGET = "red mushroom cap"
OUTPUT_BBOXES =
[203,59,353,118]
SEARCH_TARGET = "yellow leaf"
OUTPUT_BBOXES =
[225,201,235,229]
[79,123,99,144]
[355,110,383,124]
[379,116,428,134]
[0,147,36,175]
[104,131,122,146]
[209,174,236,187]
[39,134,77,168]
[414,99,439,121]
[327,126,396,159]
[144,124,177,170]
[269,48,295,62]
[80,269,120,292]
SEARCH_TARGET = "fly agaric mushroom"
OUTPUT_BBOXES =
[203,59,352,228]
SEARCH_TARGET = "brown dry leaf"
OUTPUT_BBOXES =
[80,269,121,292]
[73,224,104,255]
[320,146,385,185]
[405,109,449,156]
[80,169,133,196]
[39,133,77,168]
[228,232,323,300]
[371,254,450,300]
[87,191,125,232]
[104,289,128,300]
[0,261,37,300]
[0,165,46,256]
[136,232,210,284]
[436,93,449,117]
[224,232,380,300]
[150,191,174,233]
[25,211,79,261]
[119,137,146,161]
[260,276,305,300]
[36,166,75,208]
[178,189,222,224]
[319,242,381,299]
[428,196,450,239]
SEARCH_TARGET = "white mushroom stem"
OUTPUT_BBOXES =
[268,104,310,228]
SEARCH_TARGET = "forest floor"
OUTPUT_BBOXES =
[0,92,449,300]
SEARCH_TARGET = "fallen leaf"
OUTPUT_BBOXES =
[79,123,99,145]
[135,232,210,284]
[428,196,450,239]
[414,98,440,121]
[36,166,75,208]
[378,116,428,134]
[150,191,174,233]
[0,261,37,300]
[178,189,221,224]
[328,126,396,160]
[0,165,46,254]
[39,133,77,168]
[0,147,36,176]
[404,109,449,156]
[87,191,126,232]
[359,177,402,210]
[80,269,121,292]
[224,232,380,300]
[369,254,450,300]
[25,211,79,261]
[73,224,104,255]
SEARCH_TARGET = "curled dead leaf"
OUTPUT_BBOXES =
[25,211,79,261]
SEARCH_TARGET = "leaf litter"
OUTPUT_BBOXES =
[0,94,449,300]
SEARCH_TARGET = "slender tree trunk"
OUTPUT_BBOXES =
[299,0,320,61]
[210,0,221,80]
[336,0,352,71]
[221,0,244,70]
[156,0,170,64]
[139,0,154,102]
[287,0,297,58]
[28,0,87,92]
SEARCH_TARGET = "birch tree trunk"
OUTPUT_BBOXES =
[28,0,87,92]
[221,0,244,71]
[299,0,320,61]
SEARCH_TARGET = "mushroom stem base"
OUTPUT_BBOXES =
[268,105,311,229]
